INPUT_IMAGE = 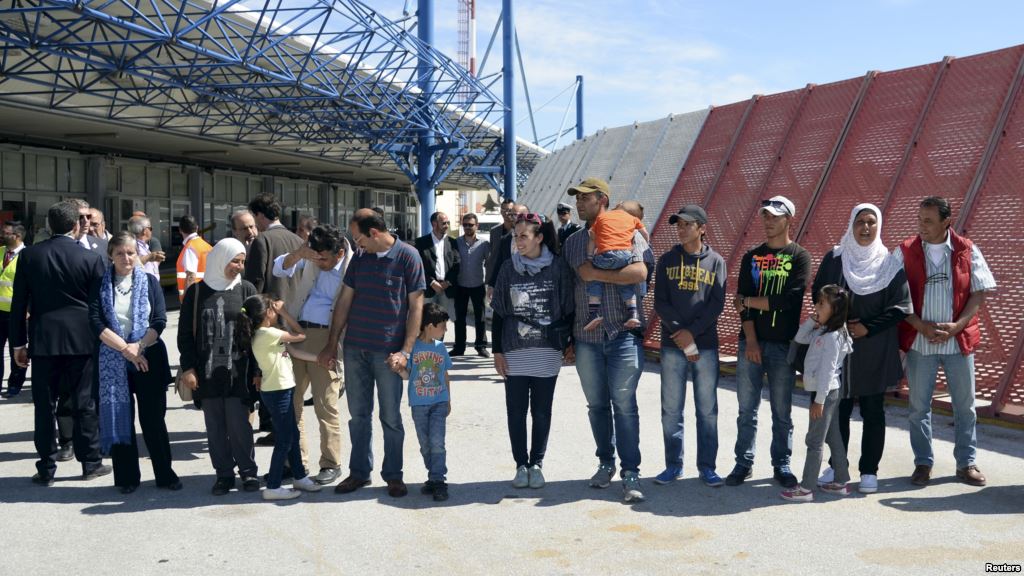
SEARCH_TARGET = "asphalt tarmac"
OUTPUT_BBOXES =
[1,311,1021,575]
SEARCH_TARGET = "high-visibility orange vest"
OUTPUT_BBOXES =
[176,234,213,301]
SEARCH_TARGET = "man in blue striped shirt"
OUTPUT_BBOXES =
[894,196,996,488]
[318,209,426,498]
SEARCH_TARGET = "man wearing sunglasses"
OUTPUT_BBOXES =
[452,213,490,357]
[727,195,810,489]
[562,177,649,503]
[486,203,529,293]
[892,196,995,488]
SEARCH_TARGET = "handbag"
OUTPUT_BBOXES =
[175,287,200,402]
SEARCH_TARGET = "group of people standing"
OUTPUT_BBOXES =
[4,181,995,506]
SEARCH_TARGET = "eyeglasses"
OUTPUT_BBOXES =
[515,212,543,225]
[760,199,792,216]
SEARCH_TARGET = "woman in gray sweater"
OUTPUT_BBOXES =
[491,214,574,490]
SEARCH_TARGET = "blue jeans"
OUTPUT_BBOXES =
[575,331,643,474]
[344,347,405,482]
[906,350,978,468]
[260,388,306,489]
[411,403,448,482]
[660,345,719,472]
[587,250,641,301]
[733,340,795,469]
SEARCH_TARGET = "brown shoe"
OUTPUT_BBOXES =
[386,479,408,498]
[956,465,987,487]
[910,464,931,486]
[334,476,370,494]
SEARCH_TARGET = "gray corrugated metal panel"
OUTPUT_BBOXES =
[519,141,561,199]
[633,108,710,229]
[526,138,582,213]
[567,128,611,188]
[537,135,594,216]
[577,125,634,185]
[607,117,670,201]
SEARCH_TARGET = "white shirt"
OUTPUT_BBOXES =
[272,253,345,326]
[181,233,200,273]
[433,232,446,279]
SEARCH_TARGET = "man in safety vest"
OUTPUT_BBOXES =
[0,220,27,397]
[176,214,212,302]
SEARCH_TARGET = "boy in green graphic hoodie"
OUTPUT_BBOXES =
[653,204,727,487]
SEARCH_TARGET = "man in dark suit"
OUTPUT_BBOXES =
[245,193,304,446]
[556,202,582,247]
[11,200,109,485]
[414,211,460,320]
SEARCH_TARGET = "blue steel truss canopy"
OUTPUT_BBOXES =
[0,0,546,190]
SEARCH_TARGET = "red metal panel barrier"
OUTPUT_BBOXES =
[716,79,864,357]
[798,63,939,253]
[958,68,1024,418]
[642,101,751,349]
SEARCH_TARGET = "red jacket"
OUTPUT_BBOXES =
[898,230,980,355]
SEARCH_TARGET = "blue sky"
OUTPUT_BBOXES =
[361,0,1024,151]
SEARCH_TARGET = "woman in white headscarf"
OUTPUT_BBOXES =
[810,203,911,494]
[178,237,260,496]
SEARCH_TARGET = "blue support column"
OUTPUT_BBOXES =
[576,74,584,140]
[416,0,437,235]
[502,0,516,201]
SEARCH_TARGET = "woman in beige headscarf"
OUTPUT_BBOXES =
[178,238,260,496]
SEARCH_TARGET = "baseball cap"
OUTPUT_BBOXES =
[759,195,795,218]
[669,204,708,225]
[556,202,573,213]
[567,177,610,198]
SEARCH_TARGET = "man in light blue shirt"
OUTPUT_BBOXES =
[272,224,350,486]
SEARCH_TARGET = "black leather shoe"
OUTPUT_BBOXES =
[432,482,449,502]
[82,464,112,481]
[211,477,235,496]
[724,465,752,486]
[255,433,275,447]
[334,476,370,494]
[476,348,492,358]
[773,466,799,488]
[31,473,54,486]
[420,480,439,495]
[159,480,184,491]
[119,484,139,494]
[449,348,465,357]
[56,444,74,462]
[303,397,315,406]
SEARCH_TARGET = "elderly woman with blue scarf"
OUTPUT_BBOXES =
[491,213,574,490]
[89,231,179,494]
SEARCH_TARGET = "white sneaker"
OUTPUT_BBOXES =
[293,476,323,492]
[859,474,878,494]
[512,465,529,488]
[263,487,301,501]
[817,466,835,486]
[528,465,545,489]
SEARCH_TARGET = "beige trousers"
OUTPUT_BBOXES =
[291,327,345,471]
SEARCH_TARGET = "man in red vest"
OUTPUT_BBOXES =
[894,196,996,488]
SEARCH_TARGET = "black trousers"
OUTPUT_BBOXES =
[830,392,886,475]
[504,375,557,467]
[32,354,101,477]
[0,311,26,394]
[110,367,179,488]
[454,285,488,351]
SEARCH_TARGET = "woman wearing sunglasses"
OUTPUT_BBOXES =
[490,213,574,489]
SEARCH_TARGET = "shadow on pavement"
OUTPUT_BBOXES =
[878,485,1024,514]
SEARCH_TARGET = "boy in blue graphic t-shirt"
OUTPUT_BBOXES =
[395,303,453,501]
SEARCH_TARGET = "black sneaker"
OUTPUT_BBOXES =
[82,464,112,481]
[432,482,449,502]
[420,480,439,495]
[56,443,74,462]
[31,473,54,487]
[773,465,798,488]
[211,477,235,496]
[241,476,261,492]
[724,465,752,486]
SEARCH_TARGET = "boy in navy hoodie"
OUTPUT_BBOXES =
[653,205,727,487]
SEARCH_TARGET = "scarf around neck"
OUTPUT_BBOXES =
[512,245,554,276]
[98,265,151,452]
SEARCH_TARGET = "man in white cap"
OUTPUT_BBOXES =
[556,202,582,247]
[726,195,811,489]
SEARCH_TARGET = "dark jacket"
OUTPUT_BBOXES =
[178,280,258,400]
[9,235,105,356]
[244,224,303,300]
[813,250,911,397]
[654,243,727,351]
[486,233,514,288]
[414,232,460,298]
[491,255,575,354]
[88,271,173,385]
[557,221,582,247]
